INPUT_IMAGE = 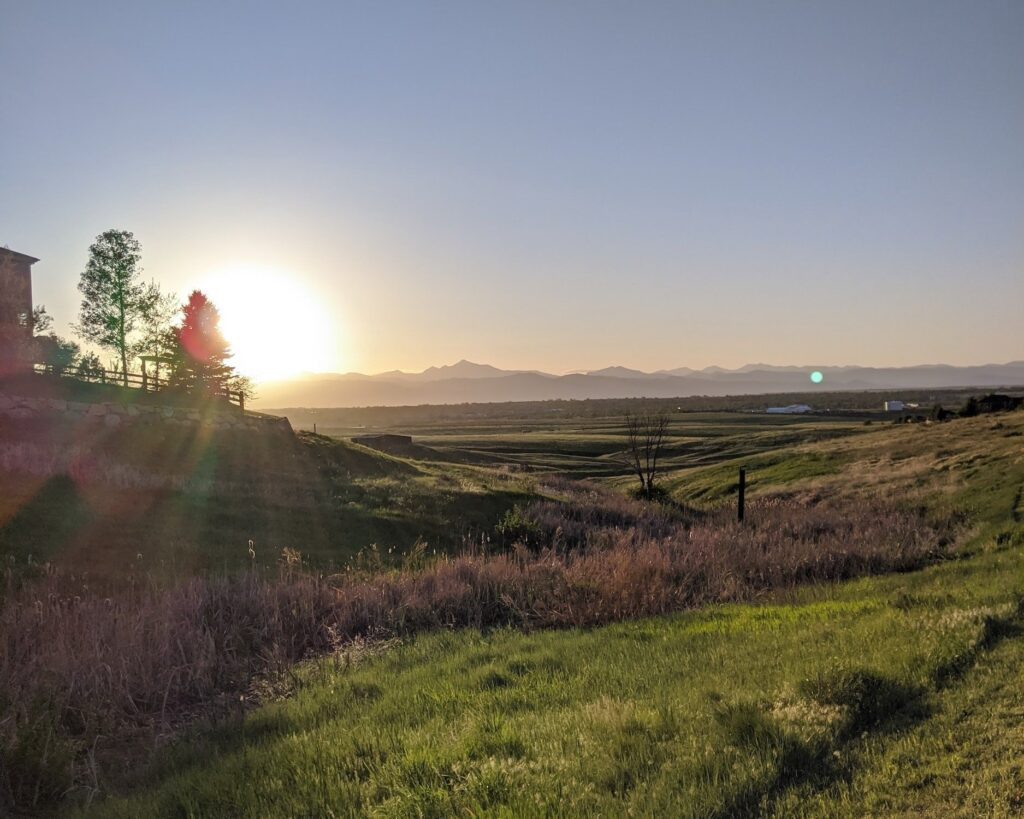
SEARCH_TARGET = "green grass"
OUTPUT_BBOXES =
[11,403,999,578]
[0,408,882,578]
[77,411,1024,816]
[84,540,1024,817]
[319,412,871,478]
[0,425,539,579]
[7,402,1024,813]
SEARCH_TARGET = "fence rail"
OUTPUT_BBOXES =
[32,363,245,411]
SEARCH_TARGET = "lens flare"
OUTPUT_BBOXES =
[810,371,824,384]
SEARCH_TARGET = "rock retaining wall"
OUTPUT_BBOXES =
[0,392,292,433]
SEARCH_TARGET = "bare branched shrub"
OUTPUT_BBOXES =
[622,411,669,498]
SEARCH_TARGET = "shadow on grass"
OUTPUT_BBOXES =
[0,474,91,567]
[712,598,1024,818]
[710,668,930,819]
[932,596,1024,690]
[709,703,842,819]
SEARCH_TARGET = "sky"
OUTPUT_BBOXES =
[2,1,1022,379]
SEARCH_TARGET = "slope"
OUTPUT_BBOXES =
[82,412,1024,816]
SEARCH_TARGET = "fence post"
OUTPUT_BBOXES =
[738,468,746,523]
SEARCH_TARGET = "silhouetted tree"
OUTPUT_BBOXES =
[960,396,979,418]
[138,282,178,383]
[227,373,257,404]
[27,305,81,375]
[76,352,104,382]
[31,305,52,334]
[166,290,234,394]
[34,335,81,375]
[75,229,149,385]
[623,411,670,499]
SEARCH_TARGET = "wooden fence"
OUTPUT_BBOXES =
[33,363,245,411]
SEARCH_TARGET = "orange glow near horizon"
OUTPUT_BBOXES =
[199,266,336,383]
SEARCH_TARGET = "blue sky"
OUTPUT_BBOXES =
[2,1,1022,376]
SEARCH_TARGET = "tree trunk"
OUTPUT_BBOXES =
[118,285,128,386]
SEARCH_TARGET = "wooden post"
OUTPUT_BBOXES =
[738,468,746,523]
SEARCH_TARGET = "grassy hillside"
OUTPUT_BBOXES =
[660,411,1024,531]
[6,396,1011,578]
[76,412,1024,816]
[85,541,1024,817]
[313,411,873,477]
[0,403,899,580]
[0,420,536,579]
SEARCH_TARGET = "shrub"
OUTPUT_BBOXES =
[0,493,959,811]
[494,505,542,548]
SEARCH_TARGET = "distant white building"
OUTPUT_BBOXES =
[766,404,812,414]
[884,400,905,412]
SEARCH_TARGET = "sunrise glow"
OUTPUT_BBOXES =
[200,266,335,382]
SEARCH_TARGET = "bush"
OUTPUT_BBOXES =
[0,494,959,811]
[628,482,672,503]
[33,334,80,376]
[76,353,104,382]
[494,505,542,548]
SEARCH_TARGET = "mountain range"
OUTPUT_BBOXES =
[254,360,1024,409]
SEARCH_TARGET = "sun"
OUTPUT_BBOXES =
[199,266,335,382]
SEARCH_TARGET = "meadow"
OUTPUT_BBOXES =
[0,402,877,579]
[1,396,1023,815]
[85,545,1024,818]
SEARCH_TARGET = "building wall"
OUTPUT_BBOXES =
[0,249,36,375]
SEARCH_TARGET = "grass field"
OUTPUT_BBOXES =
[72,410,1024,816]
[0,405,880,578]
[0,421,538,579]
[86,536,1024,817]
[3,395,1023,815]
[3,392,1013,577]
[309,411,873,478]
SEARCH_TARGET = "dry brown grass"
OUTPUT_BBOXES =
[0,489,958,811]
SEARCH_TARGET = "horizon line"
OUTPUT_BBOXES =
[271,358,1024,384]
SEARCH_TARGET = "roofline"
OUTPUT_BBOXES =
[0,248,40,265]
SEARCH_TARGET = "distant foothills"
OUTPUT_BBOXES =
[255,359,1024,409]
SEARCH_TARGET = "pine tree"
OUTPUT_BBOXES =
[167,291,234,394]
